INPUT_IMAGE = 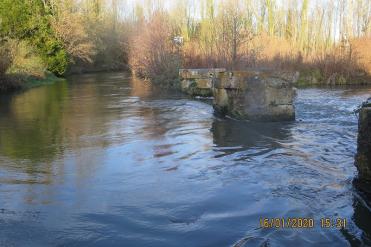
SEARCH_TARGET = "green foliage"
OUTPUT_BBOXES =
[44,48,68,76]
[1,0,369,85]
[0,38,67,92]
[0,0,69,76]
[0,0,40,39]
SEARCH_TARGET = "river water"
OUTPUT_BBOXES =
[0,72,371,247]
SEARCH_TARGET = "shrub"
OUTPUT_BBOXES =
[0,40,20,91]
[7,40,45,77]
[50,7,96,64]
[44,48,69,76]
[129,11,181,85]
[0,45,12,76]
[351,37,371,75]
[31,22,69,77]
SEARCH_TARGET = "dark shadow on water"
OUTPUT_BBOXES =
[211,117,293,156]
[352,193,371,246]
[342,185,371,247]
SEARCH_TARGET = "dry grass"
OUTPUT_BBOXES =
[182,33,370,85]
[128,7,370,86]
[351,37,371,74]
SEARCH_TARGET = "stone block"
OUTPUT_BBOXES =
[356,98,371,183]
[179,68,226,97]
[213,70,296,121]
[196,78,213,89]
[179,68,226,79]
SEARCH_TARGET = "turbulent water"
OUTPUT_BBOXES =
[0,72,371,247]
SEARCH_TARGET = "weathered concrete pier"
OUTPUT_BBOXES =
[179,68,225,97]
[179,69,297,121]
[356,98,371,184]
[213,70,296,121]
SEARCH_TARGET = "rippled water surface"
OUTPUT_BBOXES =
[1,73,371,247]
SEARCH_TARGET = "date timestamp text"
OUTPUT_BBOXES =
[259,217,346,229]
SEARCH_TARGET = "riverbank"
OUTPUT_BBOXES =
[0,71,65,93]
[1,62,370,95]
[296,68,371,86]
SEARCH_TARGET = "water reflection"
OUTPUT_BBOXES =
[0,73,155,164]
[0,74,371,246]
[211,118,292,155]
[0,82,68,162]
[0,73,129,188]
[130,76,153,98]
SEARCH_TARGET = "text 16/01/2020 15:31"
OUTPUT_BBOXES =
[259,218,347,229]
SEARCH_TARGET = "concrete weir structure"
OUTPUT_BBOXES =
[179,68,297,121]
[356,98,371,184]
[179,68,226,97]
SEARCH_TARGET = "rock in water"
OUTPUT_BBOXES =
[213,71,296,121]
[356,98,371,183]
[179,69,296,121]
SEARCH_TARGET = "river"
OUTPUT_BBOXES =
[0,72,371,247]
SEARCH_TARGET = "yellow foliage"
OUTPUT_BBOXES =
[51,8,96,63]
[7,40,46,78]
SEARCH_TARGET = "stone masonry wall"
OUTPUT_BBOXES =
[356,98,371,183]
[179,69,297,122]
[213,71,296,121]
[179,68,226,97]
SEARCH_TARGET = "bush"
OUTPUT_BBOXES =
[0,40,21,91]
[50,7,96,65]
[351,37,371,75]
[7,40,45,77]
[31,22,70,77]
[44,48,69,76]
[0,1,68,76]
[129,11,181,85]
[0,42,12,76]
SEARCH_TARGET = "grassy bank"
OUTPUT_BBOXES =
[296,69,371,86]
[0,72,65,93]
[21,72,65,89]
[0,40,65,93]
